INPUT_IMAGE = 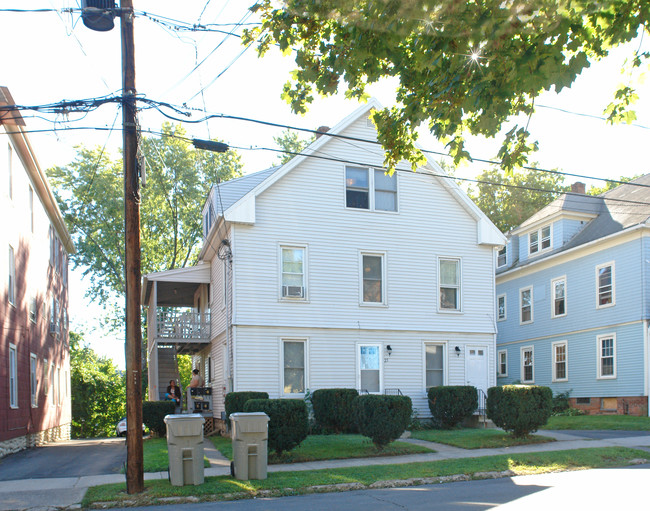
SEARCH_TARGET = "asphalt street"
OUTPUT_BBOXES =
[0,437,126,481]
[112,464,650,511]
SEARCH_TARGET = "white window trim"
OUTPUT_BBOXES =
[359,251,387,306]
[278,243,309,302]
[497,246,507,268]
[597,333,617,380]
[344,166,399,214]
[43,358,48,396]
[30,353,38,408]
[595,261,616,309]
[519,285,534,325]
[437,256,462,313]
[9,344,18,409]
[497,349,508,377]
[280,338,308,397]
[497,294,507,322]
[423,341,448,393]
[552,341,569,382]
[528,224,552,256]
[357,343,383,394]
[8,244,15,306]
[521,346,534,384]
[551,276,567,319]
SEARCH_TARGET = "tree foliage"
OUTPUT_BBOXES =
[468,168,567,232]
[48,123,243,315]
[246,1,649,170]
[588,174,640,196]
[70,332,126,438]
[273,129,315,164]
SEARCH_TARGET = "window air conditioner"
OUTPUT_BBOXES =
[283,285,304,298]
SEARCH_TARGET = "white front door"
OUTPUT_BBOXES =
[466,346,488,396]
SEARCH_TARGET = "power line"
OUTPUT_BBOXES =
[536,104,650,130]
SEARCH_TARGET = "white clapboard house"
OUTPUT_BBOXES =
[142,100,505,426]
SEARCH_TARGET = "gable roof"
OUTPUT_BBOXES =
[205,166,280,216]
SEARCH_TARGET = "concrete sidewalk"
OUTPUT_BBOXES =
[2,432,649,511]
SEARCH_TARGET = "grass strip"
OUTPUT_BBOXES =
[124,438,210,473]
[211,434,433,464]
[543,415,650,431]
[410,428,554,449]
[83,447,647,508]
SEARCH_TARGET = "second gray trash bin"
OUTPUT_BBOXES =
[230,412,270,480]
[164,414,205,486]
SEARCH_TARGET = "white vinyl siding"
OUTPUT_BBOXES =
[30,353,38,407]
[9,344,18,408]
[424,343,445,389]
[360,252,385,305]
[597,334,616,379]
[280,245,306,300]
[552,341,568,382]
[521,346,534,383]
[497,294,506,321]
[596,262,615,308]
[438,257,461,312]
[282,339,306,395]
[358,344,381,393]
[497,349,507,377]
[551,276,567,318]
[520,286,533,324]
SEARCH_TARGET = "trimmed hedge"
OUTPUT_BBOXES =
[355,395,412,449]
[142,401,175,437]
[312,388,359,433]
[243,398,309,454]
[224,391,269,419]
[428,385,478,429]
[487,385,553,437]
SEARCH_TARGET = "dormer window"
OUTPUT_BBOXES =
[497,247,507,268]
[529,225,551,255]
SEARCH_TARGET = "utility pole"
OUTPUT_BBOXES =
[120,0,143,494]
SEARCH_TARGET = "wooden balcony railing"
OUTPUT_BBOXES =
[156,308,210,341]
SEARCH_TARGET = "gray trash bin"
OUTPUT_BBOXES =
[230,412,269,480]
[164,413,205,486]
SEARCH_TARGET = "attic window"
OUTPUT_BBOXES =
[529,225,551,255]
[345,167,397,212]
[497,247,507,268]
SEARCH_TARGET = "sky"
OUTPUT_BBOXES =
[2,1,649,368]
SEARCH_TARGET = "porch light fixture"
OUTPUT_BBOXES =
[386,345,392,356]
[455,346,461,357]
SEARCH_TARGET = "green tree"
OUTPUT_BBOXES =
[246,1,648,170]
[468,168,567,232]
[177,354,193,392]
[48,123,243,320]
[588,174,640,195]
[70,332,126,438]
[273,129,315,164]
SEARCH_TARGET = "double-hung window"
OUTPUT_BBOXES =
[281,246,306,299]
[359,344,381,393]
[497,294,506,321]
[361,253,385,304]
[597,334,616,379]
[529,225,551,255]
[425,343,445,389]
[497,350,508,377]
[9,344,17,408]
[551,277,567,318]
[521,346,534,383]
[345,167,397,212]
[30,354,38,407]
[520,286,533,324]
[552,341,568,381]
[439,258,461,311]
[596,262,615,308]
[8,244,15,306]
[497,247,507,268]
[282,340,306,394]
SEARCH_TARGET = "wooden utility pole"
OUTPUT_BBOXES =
[120,0,144,494]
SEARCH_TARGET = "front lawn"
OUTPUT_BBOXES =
[211,434,433,464]
[543,414,650,431]
[134,438,210,473]
[410,428,554,449]
[83,447,648,507]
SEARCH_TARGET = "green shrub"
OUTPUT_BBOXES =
[427,386,478,429]
[142,401,175,437]
[354,395,412,449]
[487,385,553,437]
[224,391,269,419]
[311,388,359,433]
[243,399,309,455]
[552,390,571,413]
[554,407,586,417]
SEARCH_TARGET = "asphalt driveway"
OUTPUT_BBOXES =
[0,437,126,481]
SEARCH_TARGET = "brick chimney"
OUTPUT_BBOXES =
[315,126,330,139]
[571,182,586,194]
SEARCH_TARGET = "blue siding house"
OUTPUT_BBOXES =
[496,179,650,416]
